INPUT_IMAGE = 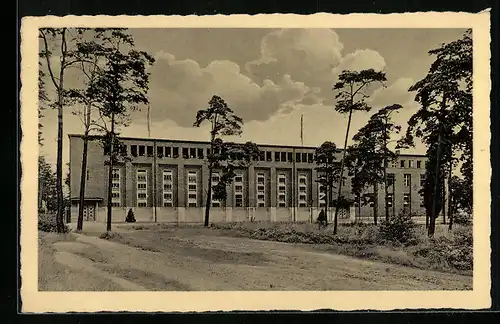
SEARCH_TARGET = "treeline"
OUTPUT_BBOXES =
[312,30,472,237]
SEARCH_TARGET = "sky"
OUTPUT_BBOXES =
[38,28,467,173]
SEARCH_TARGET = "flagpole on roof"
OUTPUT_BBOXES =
[300,114,304,147]
[147,102,151,138]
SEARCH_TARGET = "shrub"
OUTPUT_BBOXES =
[99,231,123,240]
[453,211,472,226]
[38,213,70,233]
[125,209,136,223]
[378,213,418,246]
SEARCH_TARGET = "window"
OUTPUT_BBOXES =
[387,173,395,186]
[386,194,393,207]
[297,174,308,207]
[404,174,411,187]
[275,152,280,162]
[138,145,145,156]
[173,147,179,158]
[190,148,196,159]
[307,153,313,163]
[211,174,220,183]
[131,145,138,157]
[296,153,301,163]
[420,174,426,187]
[420,191,425,207]
[302,153,308,163]
[278,175,286,184]
[211,172,220,207]
[281,152,287,162]
[235,175,243,183]
[136,169,148,207]
[408,160,413,168]
[187,171,197,207]
[256,172,266,207]
[287,152,293,162]
[147,146,153,157]
[235,194,243,207]
[163,170,174,207]
[157,146,164,157]
[400,160,405,168]
[165,146,172,158]
[259,151,265,161]
[266,152,272,162]
[197,148,204,159]
[182,148,189,159]
[417,160,422,169]
[120,144,128,156]
[403,193,410,206]
[111,168,121,206]
[318,183,326,208]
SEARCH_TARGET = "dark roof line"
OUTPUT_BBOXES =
[67,133,426,157]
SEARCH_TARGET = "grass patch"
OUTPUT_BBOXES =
[208,222,473,276]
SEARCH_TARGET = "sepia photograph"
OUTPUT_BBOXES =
[20,12,491,312]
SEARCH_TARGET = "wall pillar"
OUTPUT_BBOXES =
[248,165,255,208]
[125,161,134,208]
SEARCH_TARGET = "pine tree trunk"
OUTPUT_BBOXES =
[429,131,443,237]
[448,162,454,230]
[357,194,361,222]
[384,167,389,222]
[334,108,353,226]
[373,183,378,225]
[77,135,89,231]
[55,29,67,233]
[429,93,447,238]
[442,170,447,224]
[77,58,99,231]
[106,113,115,232]
[205,168,213,227]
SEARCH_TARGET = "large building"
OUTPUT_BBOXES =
[68,134,428,224]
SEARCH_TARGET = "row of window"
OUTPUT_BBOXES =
[393,159,424,169]
[104,142,425,169]
[109,169,426,208]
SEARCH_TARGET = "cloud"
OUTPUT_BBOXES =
[246,29,388,106]
[246,29,344,88]
[139,51,310,127]
[331,49,386,77]
[367,77,415,109]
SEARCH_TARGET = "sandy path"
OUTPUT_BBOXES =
[49,229,472,291]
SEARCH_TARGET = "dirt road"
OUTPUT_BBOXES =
[41,226,472,291]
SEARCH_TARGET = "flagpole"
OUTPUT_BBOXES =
[300,114,304,147]
[147,102,151,138]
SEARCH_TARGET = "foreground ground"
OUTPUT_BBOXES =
[39,222,472,291]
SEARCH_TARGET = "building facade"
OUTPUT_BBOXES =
[68,134,428,224]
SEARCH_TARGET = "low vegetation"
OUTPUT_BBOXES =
[204,218,472,276]
[38,213,70,233]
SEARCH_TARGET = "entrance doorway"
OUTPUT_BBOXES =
[83,203,95,221]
